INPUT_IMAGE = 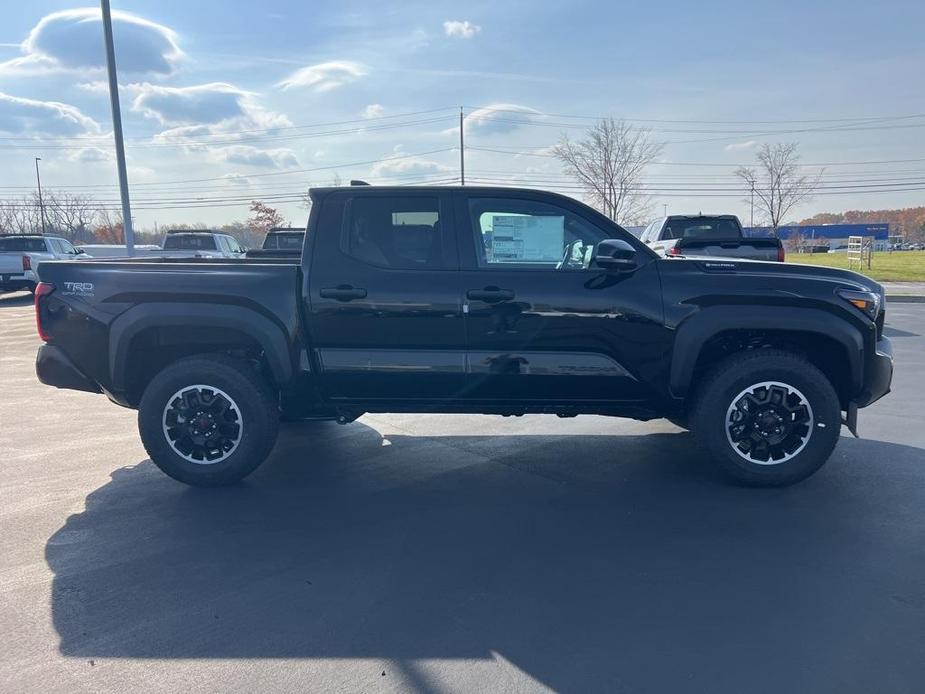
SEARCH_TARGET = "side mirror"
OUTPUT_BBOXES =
[75,248,86,254]
[592,239,638,271]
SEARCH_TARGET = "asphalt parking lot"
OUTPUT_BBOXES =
[2,290,924,693]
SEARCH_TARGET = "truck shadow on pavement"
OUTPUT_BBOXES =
[46,421,925,692]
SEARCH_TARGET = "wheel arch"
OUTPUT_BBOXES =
[110,303,293,405]
[670,306,865,406]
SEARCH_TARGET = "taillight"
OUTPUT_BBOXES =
[22,255,31,271]
[777,245,786,262]
[667,246,682,256]
[34,282,55,342]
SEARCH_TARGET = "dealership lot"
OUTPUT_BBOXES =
[2,290,924,693]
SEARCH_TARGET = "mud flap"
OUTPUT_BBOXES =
[843,402,859,438]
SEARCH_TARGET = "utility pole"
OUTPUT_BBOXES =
[100,0,135,255]
[459,107,465,186]
[750,182,755,228]
[34,157,47,234]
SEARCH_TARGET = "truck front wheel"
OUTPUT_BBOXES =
[690,349,841,487]
[138,355,279,486]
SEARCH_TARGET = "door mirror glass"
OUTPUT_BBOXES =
[592,239,638,271]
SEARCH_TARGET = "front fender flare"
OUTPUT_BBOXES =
[669,305,864,398]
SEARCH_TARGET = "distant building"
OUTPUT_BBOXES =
[744,223,890,251]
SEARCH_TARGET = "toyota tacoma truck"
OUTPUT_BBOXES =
[33,186,892,488]
[640,214,785,261]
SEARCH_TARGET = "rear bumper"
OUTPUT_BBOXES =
[36,344,101,394]
[0,271,36,291]
[855,336,893,408]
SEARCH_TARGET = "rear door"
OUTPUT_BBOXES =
[306,190,466,403]
[456,190,668,404]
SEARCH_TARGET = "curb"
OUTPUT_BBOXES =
[886,295,925,303]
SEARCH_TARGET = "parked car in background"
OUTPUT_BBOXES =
[160,230,247,258]
[641,214,784,261]
[35,185,892,490]
[245,227,305,259]
[0,234,88,293]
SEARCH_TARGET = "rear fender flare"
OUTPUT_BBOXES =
[109,302,293,391]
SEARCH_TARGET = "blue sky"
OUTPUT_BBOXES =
[0,0,923,228]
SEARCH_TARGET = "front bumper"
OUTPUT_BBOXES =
[855,336,893,408]
[36,344,101,394]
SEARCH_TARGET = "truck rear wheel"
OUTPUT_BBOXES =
[138,355,279,486]
[690,349,841,487]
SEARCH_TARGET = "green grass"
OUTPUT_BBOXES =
[785,250,925,283]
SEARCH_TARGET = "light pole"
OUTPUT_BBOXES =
[34,157,47,234]
[100,0,135,255]
[663,203,668,217]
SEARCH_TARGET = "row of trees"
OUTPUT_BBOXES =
[552,118,820,231]
[0,194,289,248]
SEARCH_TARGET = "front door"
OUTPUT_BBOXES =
[456,191,669,405]
[307,190,466,404]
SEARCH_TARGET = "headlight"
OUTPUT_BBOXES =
[837,288,881,319]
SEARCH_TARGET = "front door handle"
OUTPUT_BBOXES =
[320,285,367,301]
[466,287,515,303]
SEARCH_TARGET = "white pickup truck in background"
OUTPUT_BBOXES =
[79,230,247,259]
[640,214,785,262]
[0,234,88,293]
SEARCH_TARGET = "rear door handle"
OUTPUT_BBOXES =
[320,285,367,301]
[466,287,515,303]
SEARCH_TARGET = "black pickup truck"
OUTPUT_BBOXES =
[34,185,893,488]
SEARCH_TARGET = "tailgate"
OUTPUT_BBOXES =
[676,238,780,261]
[0,253,27,274]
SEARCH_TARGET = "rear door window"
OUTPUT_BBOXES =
[344,196,444,270]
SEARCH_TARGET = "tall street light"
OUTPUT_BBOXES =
[100,0,135,255]
[34,157,47,234]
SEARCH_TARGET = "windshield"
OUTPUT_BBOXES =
[163,235,217,250]
[663,218,741,240]
[0,237,47,252]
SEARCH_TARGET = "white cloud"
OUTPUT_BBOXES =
[725,140,758,152]
[362,103,385,119]
[457,103,540,135]
[70,146,111,163]
[130,83,279,127]
[0,8,183,76]
[218,145,298,169]
[221,173,252,186]
[0,91,100,136]
[443,20,481,39]
[371,154,451,178]
[127,82,297,170]
[277,61,367,92]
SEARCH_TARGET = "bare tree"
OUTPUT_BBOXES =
[0,196,41,234]
[553,118,663,225]
[735,143,822,233]
[43,191,100,242]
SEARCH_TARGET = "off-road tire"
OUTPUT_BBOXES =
[138,354,279,486]
[690,349,841,487]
